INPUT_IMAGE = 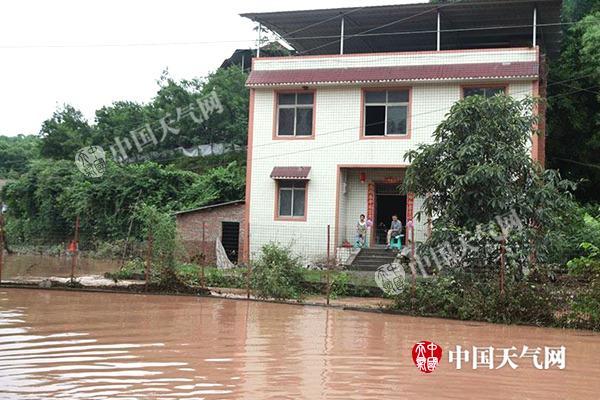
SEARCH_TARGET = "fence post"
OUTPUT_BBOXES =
[201,221,206,288]
[407,221,417,301]
[0,213,4,285]
[499,237,506,298]
[145,227,153,292]
[326,224,331,306]
[70,215,80,284]
[246,223,251,299]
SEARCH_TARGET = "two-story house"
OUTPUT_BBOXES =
[241,0,561,264]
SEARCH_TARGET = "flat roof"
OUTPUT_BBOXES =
[241,0,562,58]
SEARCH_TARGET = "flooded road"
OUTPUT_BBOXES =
[0,288,599,399]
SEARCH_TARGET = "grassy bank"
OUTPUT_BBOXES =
[104,260,383,298]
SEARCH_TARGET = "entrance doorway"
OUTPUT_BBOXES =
[374,184,406,245]
[221,221,240,263]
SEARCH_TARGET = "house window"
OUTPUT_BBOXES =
[277,180,306,218]
[463,86,507,98]
[276,92,314,137]
[364,89,409,136]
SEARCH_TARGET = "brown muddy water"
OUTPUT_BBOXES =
[2,255,121,280]
[0,289,599,400]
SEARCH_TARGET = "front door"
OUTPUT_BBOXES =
[374,184,406,245]
[221,221,240,263]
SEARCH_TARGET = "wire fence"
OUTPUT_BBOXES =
[0,214,421,302]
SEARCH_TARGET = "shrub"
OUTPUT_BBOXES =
[251,242,305,300]
[392,270,557,326]
[564,242,600,330]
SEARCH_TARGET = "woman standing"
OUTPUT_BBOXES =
[356,214,368,248]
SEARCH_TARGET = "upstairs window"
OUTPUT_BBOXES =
[463,86,507,98]
[364,89,410,136]
[276,92,314,137]
[277,180,306,218]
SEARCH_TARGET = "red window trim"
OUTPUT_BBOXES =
[274,180,308,222]
[359,86,412,140]
[272,89,316,140]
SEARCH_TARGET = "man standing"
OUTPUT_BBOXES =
[386,215,403,248]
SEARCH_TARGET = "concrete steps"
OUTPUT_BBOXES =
[348,248,399,271]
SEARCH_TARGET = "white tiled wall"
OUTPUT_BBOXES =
[247,80,533,262]
[253,48,537,71]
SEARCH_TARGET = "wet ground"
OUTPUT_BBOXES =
[1,288,599,399]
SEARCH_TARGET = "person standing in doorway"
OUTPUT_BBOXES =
[386,215,402,248]
[356,214,368,248]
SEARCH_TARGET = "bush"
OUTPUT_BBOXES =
[392,270,557,326]
[563,242,600,330]
[251,242,305,300]
[105,259,147,281]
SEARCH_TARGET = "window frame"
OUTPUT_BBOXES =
[360,87,412,139]
[461,84,508,99]
[273,90,316,140]
[274,180,308,221]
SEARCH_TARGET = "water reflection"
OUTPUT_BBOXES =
[0,289,599,399]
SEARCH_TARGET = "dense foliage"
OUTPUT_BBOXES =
[0,135,40,177]
[251,243,306,300]
[0,65,248,246]
[403,95,575,274]
[1,159,245,245]
[546,0,600,203]
[36,67,249,161]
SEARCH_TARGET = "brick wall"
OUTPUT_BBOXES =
[176,202,245,265]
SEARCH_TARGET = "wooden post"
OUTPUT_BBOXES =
[145,228,153,292]
[409,222,416,301]
[70,216,79,284]
[326,224,331,306]
[201,221,206,288]
[0,213,4,285]
[246,223,251,299]
[499,237,506,298]
[410,221,416,251]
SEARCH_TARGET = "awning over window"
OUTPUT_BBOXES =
[270,166,311,180]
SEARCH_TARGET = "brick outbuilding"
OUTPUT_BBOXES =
[175,200,245,265]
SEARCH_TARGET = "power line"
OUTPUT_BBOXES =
[1,75,596,168]
[0,22,574,50]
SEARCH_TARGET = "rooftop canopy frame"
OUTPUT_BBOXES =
[241,0,562,58]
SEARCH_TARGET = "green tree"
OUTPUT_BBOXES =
[181,161,246,208]
[39,105,92,160]
[0,135,40,176]
[546,1,600,203]
[403,95,575,272]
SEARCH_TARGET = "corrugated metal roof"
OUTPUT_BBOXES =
[241,0,562,58]
[247,61,538,86]
[270,166,312,180]
[173,200,245,216]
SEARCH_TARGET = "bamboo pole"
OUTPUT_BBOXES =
[145,228,153,292]
[201,221,206,288]
[326,224,331,306]
[499,237,506,298]
[0,213,4,285]
[70,216,79,284]
[246,223,251,299]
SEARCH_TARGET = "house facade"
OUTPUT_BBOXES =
[242,1,557,264]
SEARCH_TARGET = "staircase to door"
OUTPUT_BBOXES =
[348,248,399,271]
